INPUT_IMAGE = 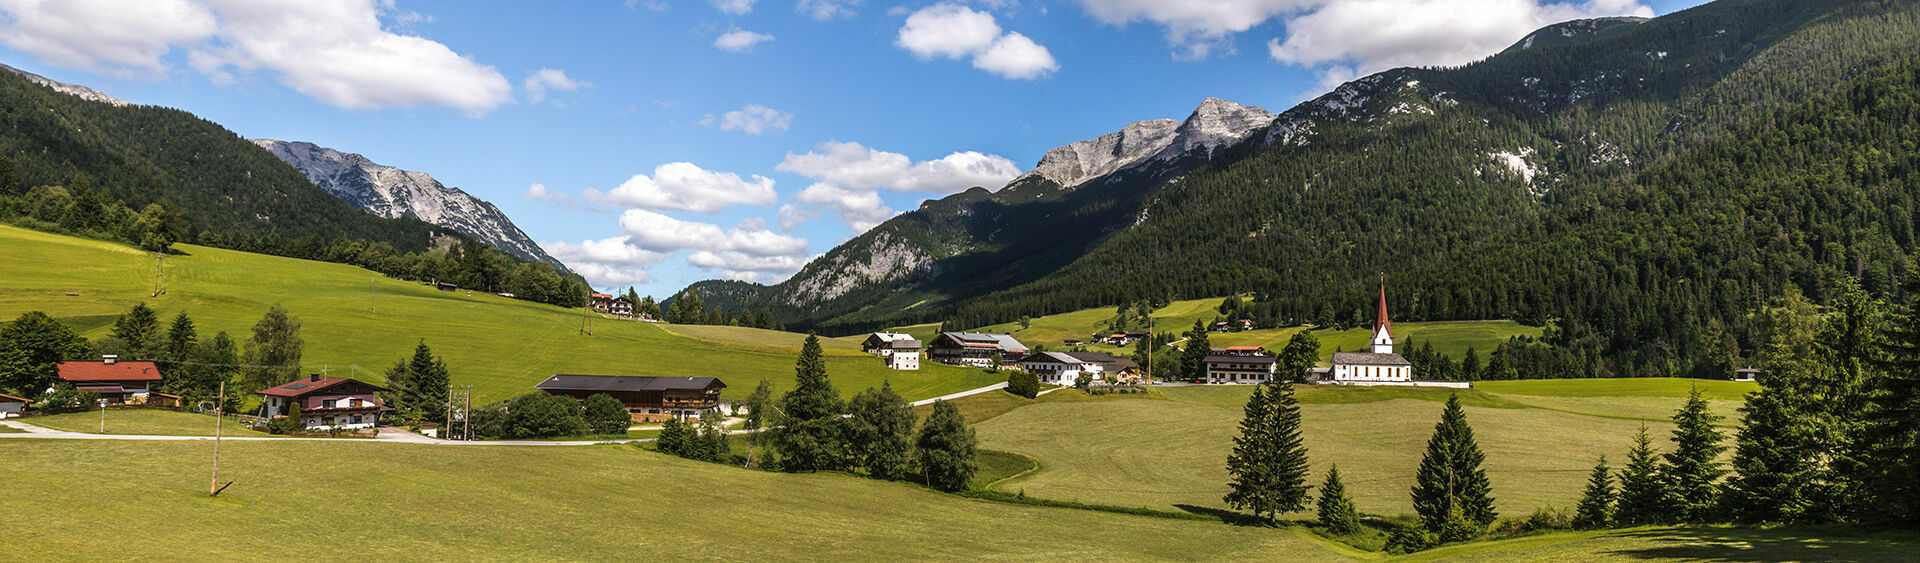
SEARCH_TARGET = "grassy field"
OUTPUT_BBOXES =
[0,225,999,404]
[18,408,270,436]
[2,439,1339,560]
[974,379,1755,518]
[1405,526,1920,562]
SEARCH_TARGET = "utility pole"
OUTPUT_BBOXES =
[370,276,376,315]
[209,380,226,496]
[580,305,592,336]
[151,253,166,297]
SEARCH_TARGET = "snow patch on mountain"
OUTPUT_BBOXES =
[252,139,564,269]
[1,63,128,107]
[1490,148,1540,183]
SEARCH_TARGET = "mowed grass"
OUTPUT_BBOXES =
[973,379,1754,518]
[0,225,999,404]
[19,408,269,436]
[1403,526,1920,562]
[1,439,1340,560]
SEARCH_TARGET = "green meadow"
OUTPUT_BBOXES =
[0,225,998,404]
[972,378,1757,518]
[19,408,270,437]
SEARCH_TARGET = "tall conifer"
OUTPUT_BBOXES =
[1410,394,1496,540]
[1317,465,1361,535]
[1224,381,1312,521]
[1615,426,1666,525]
[1866,268,1920,524]
[773,334,846,471]
[1573,456,1615,529]
[1661,387,1727,523]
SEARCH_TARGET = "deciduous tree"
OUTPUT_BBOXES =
[916,399,976,492]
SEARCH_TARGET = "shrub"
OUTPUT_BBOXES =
[1384,525,1436,554]
[505,392,586,439]
[35,384,97,414]
[582,393,631,436]
[1006,371,1040,398]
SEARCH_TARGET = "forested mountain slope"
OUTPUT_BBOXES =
[0,62,444,252]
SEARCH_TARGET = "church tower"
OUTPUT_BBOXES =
[1371,281,1393,354]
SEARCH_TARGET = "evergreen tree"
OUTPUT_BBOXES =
[1724,342,1822,524]
[772,334,846,471]
[916,399,976,492]
[186,332,239,403]
[657,416,689,456]
[405,340,451,423]
[1411,394,1497,541]
[1277,330,1320,383]
[1459,347,1481,382]
[1224,382,1312,521]
[1181,319,1212,381]
[696,411,730,462]
[1661,387,1727,523]
[110,302,161,358]
[1573,456,1616,529]
[846,382,916,480]
[160,312,197,371]
[0,311,91,397]
[1615,426,1666,526]
[240,305,302,394]
[1865,268,1920,524]
[1317,465,1362,535]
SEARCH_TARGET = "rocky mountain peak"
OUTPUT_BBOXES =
[1151,97,1276,161]
[1016,118,1181,189]
[252,139,565,269]
[1,63,128,107]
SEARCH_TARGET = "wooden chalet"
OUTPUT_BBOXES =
[257,375,390,429]
[928,332,1028,367]
[535,374,725,422]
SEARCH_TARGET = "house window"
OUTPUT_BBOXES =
[323,399,337,409]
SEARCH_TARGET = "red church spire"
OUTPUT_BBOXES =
[1375,279,1391,336]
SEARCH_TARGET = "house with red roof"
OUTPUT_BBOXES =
[55,355,163,404]
[257,375,389,430]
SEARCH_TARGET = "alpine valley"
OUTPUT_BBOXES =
[691,0,1920,378]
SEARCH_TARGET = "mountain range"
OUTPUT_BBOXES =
[680,0,1920,382]
[252,140,562,268]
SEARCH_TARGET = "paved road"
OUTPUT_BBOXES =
[0,381,1016,446]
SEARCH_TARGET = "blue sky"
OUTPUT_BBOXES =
[0,0,1707,297]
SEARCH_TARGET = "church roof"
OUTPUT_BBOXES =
[1331,352,1411,367]
[1375,281,1391,336]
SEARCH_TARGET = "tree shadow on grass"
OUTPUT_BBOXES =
[1603,527,1920,562]
[1173,504,1275,527]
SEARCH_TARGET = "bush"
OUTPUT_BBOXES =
[505,392,586,439]
[581,393,631,436]
[35,384,97,414]
[1006,371,1040,398]
[1384,525,1437,554]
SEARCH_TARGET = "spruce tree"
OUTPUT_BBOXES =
[1182,319,1211,381]
[916,399,976,492]
[160,312,197,370]
[1410,394,1496,541]
[406,340,451,423]
[1661,387,1727,523]
[742,379,775,467]
[1573,456,1616,529]
[772,334,846,471]
[110,302,161,358]
[657,417,688,456]
[1614,426,1666,526]
[1866,268,1920,524]
[847,381,916,481]
[1224,384,1275,518]
[1317,465,1362,535]
[1459,347,1481,382]
[1724,346,1820,524]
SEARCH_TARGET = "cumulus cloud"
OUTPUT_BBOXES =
[1270,0,1653,91]
[701,104,793,135]
[1075,0,1651,66]
[550,210,815,286]
[0,0,517,114]
[619,210,809,257]
[777,141,1022,194]
[714,28,774,53]
[711,0,755,15]
[797,0,862,20]
[796,183,896,233]
[777,203,816,232]
[541,236,670,288]
[896,3,1056,79]
[523,68,588,103]
[584,162,779,213]
[523,182,591,210]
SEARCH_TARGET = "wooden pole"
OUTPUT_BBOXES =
[210,380,225,496]
[370,276,376,315]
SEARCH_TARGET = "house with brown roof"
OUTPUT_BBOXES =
[257,375,390,430]
[1204,354,1279,384]
[535,374,725,422]
[54,355,163,404]
[928,332,1028,367]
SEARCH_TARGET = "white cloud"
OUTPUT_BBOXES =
[797,0,862,20]
[971,32,1057,79]
[702,104,793,135]
[584,162,778,213]
[523,68,588,103]
[1270,0,1653,91]
[714,28,774,53]
[619,210,809,257]
[541,236,671,288]
[551,210,814,287]
[688,251,812,274]
[777,141,1022,194]
[625,0,669,11]
[523,182,590,210]
[0,0,217,77]
[1073,0,1303,60]
[0,0,516,114]
[896,3,1056,79]
[777,203,816,232]
[796,183,896,233]
[711,0,755,15]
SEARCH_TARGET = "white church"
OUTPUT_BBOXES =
[1315,283,1470,388]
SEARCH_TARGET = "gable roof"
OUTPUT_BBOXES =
[1331,352,1412,367]
[0,392,32,403]
[536,374,725,393]
[56,360,163,382]
[257,376,388,398]
[936,332,1028,352]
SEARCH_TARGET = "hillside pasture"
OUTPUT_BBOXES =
[19,408,270,437]
[0,225,999,404]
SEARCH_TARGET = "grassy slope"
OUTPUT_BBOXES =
[0,225,999,404]
[4,439,1333,560]
[975,379,1753,518]
[20,409,269,436]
